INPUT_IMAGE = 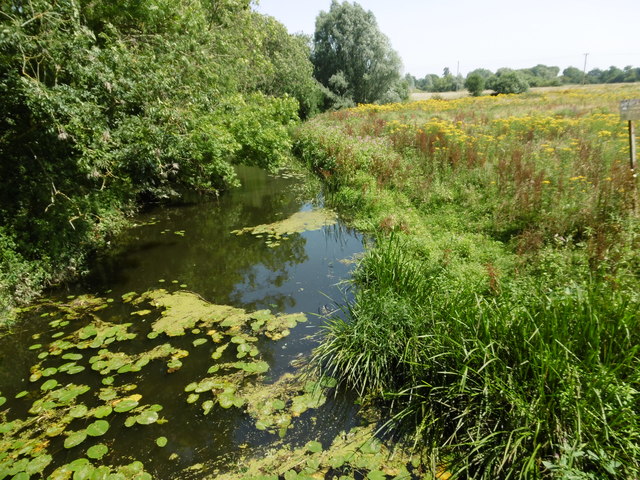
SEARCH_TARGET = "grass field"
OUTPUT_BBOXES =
[409,83,634,101]
[294,84,640,479]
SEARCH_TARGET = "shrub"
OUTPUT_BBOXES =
[464,73,486,96]
[488,70,530,94]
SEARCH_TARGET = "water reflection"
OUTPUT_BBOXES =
[0,166,364,479]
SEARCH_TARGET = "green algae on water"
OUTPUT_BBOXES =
[231,209,338,246]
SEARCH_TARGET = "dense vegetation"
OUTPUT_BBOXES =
[0,0,323,317]
[312,0,408,109]
[295,85,640,478]
[409,63,640,94]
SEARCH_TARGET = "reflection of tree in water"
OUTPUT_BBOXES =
[76,167,314,309]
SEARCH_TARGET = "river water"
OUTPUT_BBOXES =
[0,166,365,479]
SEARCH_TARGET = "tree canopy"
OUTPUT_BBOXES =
[311,0,406,106]
[0,0,321,314]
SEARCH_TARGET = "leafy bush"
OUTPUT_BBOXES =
[487,70,530,94]
[0,0,314,315]
[464,73,486,96]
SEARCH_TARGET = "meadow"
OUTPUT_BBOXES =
[294,84,640,478]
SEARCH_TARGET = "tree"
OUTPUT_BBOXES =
[0,0,311,313]
[467,68,494,80]
[312,1,404,105]
[562,66,584,84]
[465,73,485,96]
[487,70,529,94]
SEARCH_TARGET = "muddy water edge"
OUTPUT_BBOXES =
[0,166,387,479]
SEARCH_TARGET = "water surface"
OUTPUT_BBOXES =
[0,166,364,478]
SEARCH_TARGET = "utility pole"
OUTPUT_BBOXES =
[456,60,460,91]
[581,53,589,85]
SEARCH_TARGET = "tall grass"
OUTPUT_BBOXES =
[315,237,640,478]
[299,85,640,478]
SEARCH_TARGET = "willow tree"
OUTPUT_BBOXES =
[312,0,404,105]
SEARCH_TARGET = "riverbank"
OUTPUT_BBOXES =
[294,84,640,478]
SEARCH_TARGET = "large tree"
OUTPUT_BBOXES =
[312,0,404,105]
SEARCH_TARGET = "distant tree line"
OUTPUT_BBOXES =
[408,64,640,96]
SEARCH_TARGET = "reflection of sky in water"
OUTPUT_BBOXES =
[232,223,362,315]
[0,166,365,479]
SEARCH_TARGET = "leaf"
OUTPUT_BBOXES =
[156,437,168,447]
[42,367,58,377]
[25,454,53,474]
[192,338,208,347]
[69,404,89,418]
[41,379,58,391]
[87,419,110,436]
[94,405,113,418]
[64,430,87,448]
[305,441,323,453]
[202,400,214,415]
[136,411,159,425]
[73,462,95,480]
[113,399,139,412]
[367,471,386,480]
[62,353,83,361]
[87,444,109,460]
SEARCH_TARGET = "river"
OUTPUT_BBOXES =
[0,166,366,479]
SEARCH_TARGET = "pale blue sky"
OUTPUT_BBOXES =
[253,0,640,78]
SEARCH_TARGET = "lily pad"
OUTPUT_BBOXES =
[113,399,139,413]
[135,411,159,425]
[87,419,110,436]
[25,454,53,474]
[202,400,215,415]
[192,338,208,347]
[41,379,58,391]
[187,393,200,404]
[42,367,58,377]
[156,436,168,447]
[64,430,87,448]
[306,441,323,453]
[94,405,113,418]
[66,365,86,375]
[87,444,109,460]
[62,353,83,361]
[70,404,89,418]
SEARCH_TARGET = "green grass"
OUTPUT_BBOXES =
[299,85,640,478]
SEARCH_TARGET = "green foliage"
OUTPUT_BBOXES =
[0,0,314,316]
[413,63,639,93]
[464,73,485,96]
[487,69,530,94]
[312,0,403,105]
[295,85,640,478]
[316,236,640,479]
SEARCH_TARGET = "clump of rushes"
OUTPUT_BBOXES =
[300,84,640,479]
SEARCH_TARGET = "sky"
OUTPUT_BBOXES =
[253,0,640,78]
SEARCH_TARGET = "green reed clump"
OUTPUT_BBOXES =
[315,236,640,479]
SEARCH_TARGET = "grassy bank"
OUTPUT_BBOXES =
[294,84,640,478]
